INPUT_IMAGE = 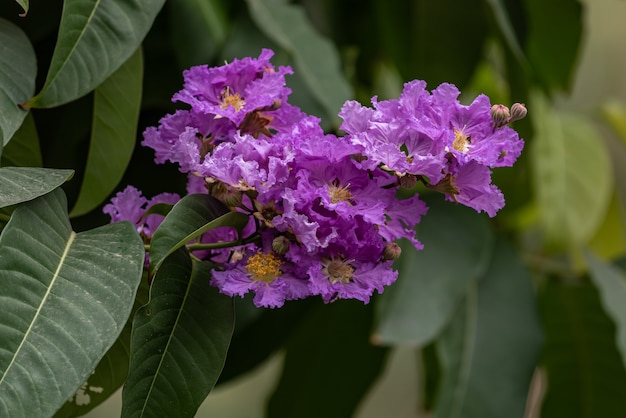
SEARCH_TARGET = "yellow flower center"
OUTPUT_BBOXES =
[322,256,354,284]
[452,127,471,153]
[328,182,352,204]
[245,252,282,283]
[220,87,245,111]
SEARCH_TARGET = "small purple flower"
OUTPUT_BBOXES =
[103,186,180,237]
[211,243,310,308]
[442,160,505,217]
[172,49,294,127]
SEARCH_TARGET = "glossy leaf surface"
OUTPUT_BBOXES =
[0,189,144,417]
[122,251,235,418]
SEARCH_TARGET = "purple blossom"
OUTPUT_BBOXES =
[172,49,294,127]
[103,186,180,236]
[113,50,526,307]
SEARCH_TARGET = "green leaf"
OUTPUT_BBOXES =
[168,0,229,68]
[603,101,626,144]
[122,251,235,418]
[54,278,150,417]
[602,102,626,231]
[585,251,626,368]
[245,0,353,127]
[483,0,529,69]
[434,238,543,418]
[24,0,166,108]
[0,112,42,168]
[267,300,388,418]
[0,167,74,208]
[530,92,613,250]
[149,194,249,275]
[218,297,315,385]
[15,0,29,16]
[0,188,145,417]
[374,196,494,345]
[0,18,36,146]
[525,0,583,91]
[540,280,626,417]
[70,48,143,217]
[374,0,489,88]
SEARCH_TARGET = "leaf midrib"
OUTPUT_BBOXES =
[0,231,76,385]
[139,262,196,416]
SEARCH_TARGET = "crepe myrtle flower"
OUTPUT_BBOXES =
[106,50,527,307]
[172,49,295,130]
[339,80,524,217]
[103,185,180,238]
[210,232,311,308]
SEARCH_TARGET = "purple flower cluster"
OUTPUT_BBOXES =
[339,80,524,217]
[106,49,524,308]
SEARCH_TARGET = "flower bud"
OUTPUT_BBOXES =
[490,104,510,129]
[509,103,527,123]
[382,242,402,261]
[272,236,291,255]
[399,174,418,189]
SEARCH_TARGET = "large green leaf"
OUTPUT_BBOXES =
[0,112,42,168]
[525,0,583,91]
[267,300,388,418]
[540,279,626,418]
[122,251,235,418]
[0,18,36,146]
[69,48,143,217]
[218,297,315,385]
[483,0,529,69]
[54,278,150,417]
[149,194,249,275]
[245,0,353,128]
[530,93,613,250]
[0,188,144,417]
[0,167,74,208]
[374,196,494,345]
[602,102,626,231]
[374,0,489,88]
[24,0,165,108]
[434,238,543,418]
[585,251,626,368]
[168,0,229,68]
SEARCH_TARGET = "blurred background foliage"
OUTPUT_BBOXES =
[2,0,626,416]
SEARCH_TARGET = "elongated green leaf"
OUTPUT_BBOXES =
[0,112,42,168]
[25,0,165,108]
[122,251,235,418]
[374,196,494,345]
[169,0,229,68]
[525,0,583,91]
[70,48,143,217]
[540,280,626,418]
[15,0,29,16]
[434,238,543,418]
[218,297,315,385]
[374,0,488,88]
[245,0,353,127]
[585,251,626,368]
[54,278,150,417]
[483,0,529,69]
[602,102,626,231]
[0,167,74,208]
[0,18,36,146]
[603,101,626,144]
[0,188,144,417]
[149,194,249,274]
[267,300,388,418]
[530,93,613,250]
